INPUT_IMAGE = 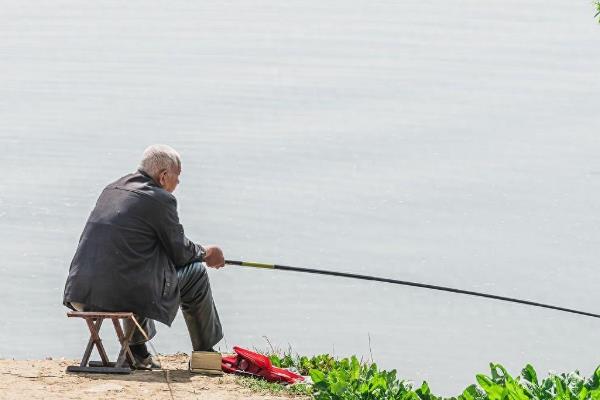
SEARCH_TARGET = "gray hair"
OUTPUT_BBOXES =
[139,144,181,179]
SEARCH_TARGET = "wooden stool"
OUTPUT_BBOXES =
[66,311,147,374]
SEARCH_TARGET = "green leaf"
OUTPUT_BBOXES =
[579,387,589,400]
[329,380,346,395]
[460,384,486,400]
[521,364,538,385]
[310,368,326,384]
[416,381,433,400]
[268,354,281,367]
[554,376,567,397]
[350,356,360,381]
[588,388,600,400]
[476,374,505,400]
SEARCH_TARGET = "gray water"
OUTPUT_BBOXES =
[1,0,599,394]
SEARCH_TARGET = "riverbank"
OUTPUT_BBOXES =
[3,351,600,399]
[0,353,307,400]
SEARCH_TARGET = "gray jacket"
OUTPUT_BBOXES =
[63,170,204,325]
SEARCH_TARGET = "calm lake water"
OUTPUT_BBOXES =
[1,0,599,394]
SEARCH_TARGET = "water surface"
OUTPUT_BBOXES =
[1,0,599,394]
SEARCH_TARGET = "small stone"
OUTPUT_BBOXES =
[45,357,53,360]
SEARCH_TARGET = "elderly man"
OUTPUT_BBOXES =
[63,144,224,368]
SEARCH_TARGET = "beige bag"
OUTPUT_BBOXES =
[189,351,223,376]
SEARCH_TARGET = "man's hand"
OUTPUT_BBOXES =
[203,245,225,269]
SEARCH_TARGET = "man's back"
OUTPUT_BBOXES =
[63,170,204,325]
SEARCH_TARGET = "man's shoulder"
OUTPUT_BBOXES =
[103,171,177,207]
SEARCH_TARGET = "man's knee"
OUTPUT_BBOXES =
[177,261,207,284]
[178,262,212,308]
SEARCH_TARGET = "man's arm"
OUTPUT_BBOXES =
[154,198,225,268]
[154,199,205,267]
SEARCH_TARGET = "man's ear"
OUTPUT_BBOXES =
[158,170,168,187]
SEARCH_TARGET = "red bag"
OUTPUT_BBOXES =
[222,346,304,384]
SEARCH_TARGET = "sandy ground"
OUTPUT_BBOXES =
[0,354,306,400]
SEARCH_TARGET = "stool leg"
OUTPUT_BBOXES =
[79,318,102,367]
[112,317,135,368]
[85,317,110,366]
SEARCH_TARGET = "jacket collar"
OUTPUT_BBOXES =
[137,168,161,188]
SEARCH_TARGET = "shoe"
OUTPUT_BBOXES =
[132,353,161,370]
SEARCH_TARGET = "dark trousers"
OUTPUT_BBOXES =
[132,262,223,351]
[77,262,223,352]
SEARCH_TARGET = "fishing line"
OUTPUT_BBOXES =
[147,342,174,400]
[131,316,175,400]
[225,260,600,320]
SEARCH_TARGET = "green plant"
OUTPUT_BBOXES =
[270,352,337,375]
[308,355,420,400]
[474,363,530,400]
[253,348,600,400]
[469,363,600,400]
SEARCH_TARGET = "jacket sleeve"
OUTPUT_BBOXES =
[154,197,205,267]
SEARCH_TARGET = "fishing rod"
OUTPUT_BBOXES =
[225,259,600,320]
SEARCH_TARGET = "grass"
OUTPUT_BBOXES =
[233,346,600,400]
[237,375,310,396]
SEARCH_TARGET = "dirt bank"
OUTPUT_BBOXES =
[0,353,306,400]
